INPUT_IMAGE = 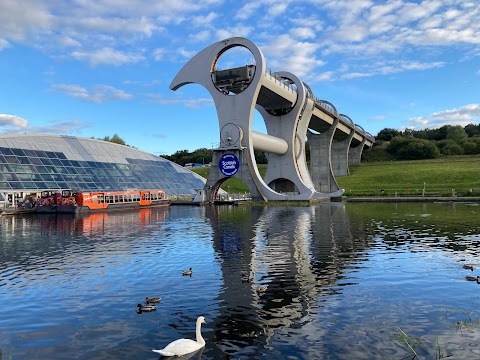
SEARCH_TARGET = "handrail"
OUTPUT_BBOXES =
[339,114,354,127]
[315,99,338,117]
[265,70,295,94]
[354,124,365,135]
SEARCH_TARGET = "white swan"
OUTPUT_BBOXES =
[152,316,206,357]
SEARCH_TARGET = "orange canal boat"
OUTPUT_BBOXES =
[35,189,169,213]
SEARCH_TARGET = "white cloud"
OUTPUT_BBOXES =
[123,79,161,87]
[234,2,262,21]
[0,114,91,135]
[0,38,9,50]
[57,36,81,47]
[146,94,212,108]
[215,26,254,41]
[52,84,133,103]
[313,71,335,82]
[0,0,220,63]
[0,0,53,41]
[267,3,288,17]
[71,48,145,66]
[68,16,158,37]
[192,12,218,27]
[25,120,93,135]
[290,27,316,40]
[321,0,480,59]
[189,30,211,43]
[341,60,445,79]
[176,47,197,59]
[152,48,166,61]
[0,114,28,128]
[406,104,480,129]
[261,34,324,77]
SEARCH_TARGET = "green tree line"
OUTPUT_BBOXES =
[363,123,480,161]
[162,148,268,166]
[103,123,480,166]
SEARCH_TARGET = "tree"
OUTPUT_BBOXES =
[388,137,439,160]
[446,125,468,144]
[99,134,129,146]
[376,128,401,142]
[386,136,409,155]
[462,140,478,154]
[396,138,440,160]
[109,133,127,145]
[437,139,464,155]
[465,123,480,137]
[361,142,395,162]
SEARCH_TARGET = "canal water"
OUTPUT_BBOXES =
[1,202,480,359]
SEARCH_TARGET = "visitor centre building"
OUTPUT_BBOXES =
[0,134,205,206]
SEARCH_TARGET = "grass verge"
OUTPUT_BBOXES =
[192,156,480,196]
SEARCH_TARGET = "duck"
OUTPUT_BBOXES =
[152,316,206,357]
[463,264,474,271]
[465,276,480,282]
[256,286,268,293]
[183,268,193,276]
[145,297,161,303]
[137,303,157,312]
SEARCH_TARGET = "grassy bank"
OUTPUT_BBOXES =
[337,155,480,197]
[192,155,480,196]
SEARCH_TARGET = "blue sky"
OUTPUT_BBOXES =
[1,0,479,156]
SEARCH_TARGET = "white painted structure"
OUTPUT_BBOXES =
[170,37,374,202]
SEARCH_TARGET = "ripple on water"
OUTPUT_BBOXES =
[1,204,480,359]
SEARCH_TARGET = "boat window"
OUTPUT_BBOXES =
[114,195,123,203]
[105,195,114,203]
[133,194,140,201]
[97,195,104,204]
[151,193,157,200]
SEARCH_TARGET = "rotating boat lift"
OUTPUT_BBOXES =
[170,37,374,202]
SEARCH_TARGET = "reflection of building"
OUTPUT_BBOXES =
[2,207,168,242]
[206,203,374,355]
[0,134,205,204]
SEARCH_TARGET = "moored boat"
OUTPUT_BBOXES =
[35,189,169,213]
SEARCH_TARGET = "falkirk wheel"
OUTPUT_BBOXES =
[170,37,374,203]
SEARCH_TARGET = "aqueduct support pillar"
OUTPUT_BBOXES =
[307,121,342,195]
[348,138,367,166]
[331,131,354,176]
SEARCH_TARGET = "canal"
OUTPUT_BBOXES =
[1,202,480,359]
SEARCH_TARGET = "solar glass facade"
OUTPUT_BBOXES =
[0,134,205,197]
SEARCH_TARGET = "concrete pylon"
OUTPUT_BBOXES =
[331,131,354,176]
[348,138,367,166]
[307,119,342,194]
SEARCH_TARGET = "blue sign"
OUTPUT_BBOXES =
[219,154,239,176]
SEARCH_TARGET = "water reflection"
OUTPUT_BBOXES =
[1,203,480,359]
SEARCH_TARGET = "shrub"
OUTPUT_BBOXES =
[462,140,479,155]
[362,143,395,162]
[437,139,464,155]
[394,138,440,160]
